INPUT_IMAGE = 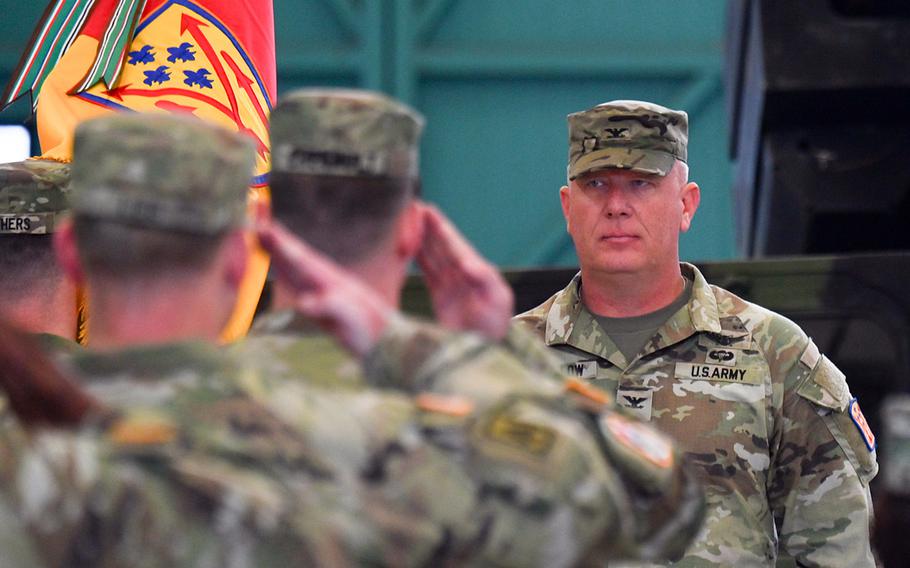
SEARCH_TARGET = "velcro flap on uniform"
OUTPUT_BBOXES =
[799,340,821,369]
[797,355,849,412]
[564,359,598,379]
[697,332,751,350]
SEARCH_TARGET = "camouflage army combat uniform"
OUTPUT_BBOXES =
[517,99,877,566]
[245,88,710,564]
[516,264,878,566]
[0,109,704,566]
[0,315,706,567]
[0,159,70,236]
[0,341,369,567]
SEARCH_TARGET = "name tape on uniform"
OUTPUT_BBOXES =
[675,362,759,385]
[564,359,598,380]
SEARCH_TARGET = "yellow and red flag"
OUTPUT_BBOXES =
[3,0,276,343]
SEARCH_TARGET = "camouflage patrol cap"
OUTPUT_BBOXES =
[0,159,70,235]
[70,114,255,234]
[568,100,688,179]
[270,88,424,178]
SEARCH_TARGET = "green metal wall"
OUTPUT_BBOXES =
[0,0,733,267]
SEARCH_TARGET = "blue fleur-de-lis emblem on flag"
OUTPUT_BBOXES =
[143,65,171,86]
[184,68,213,89]
[128,45,155,65]
[167,42,196,63]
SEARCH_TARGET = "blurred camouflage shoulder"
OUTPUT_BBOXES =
[364,315,706,563]
[0,159,70,235]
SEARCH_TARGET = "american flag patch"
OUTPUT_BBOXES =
[849,398,876,452]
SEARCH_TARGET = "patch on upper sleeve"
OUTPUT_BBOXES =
[797,355,849,412]
[800,360,879,482]
[484,414,557,458]
[849,398,877,452]
[600,413,673,469]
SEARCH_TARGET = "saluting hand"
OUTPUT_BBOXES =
[256,221,394,357]
[416,204,514,340]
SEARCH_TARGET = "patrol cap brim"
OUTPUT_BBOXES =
[569,147,677,180]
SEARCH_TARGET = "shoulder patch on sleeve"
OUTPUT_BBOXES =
[485,414,557,458]
[797,355,849,412]
[600,414,673,469]
[849,398,877,452]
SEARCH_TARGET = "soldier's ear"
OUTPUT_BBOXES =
[53,219,84,286]
[222,230,248,290]
[395,199,424,260]
[680,181,700,233]
[559,185,572,231]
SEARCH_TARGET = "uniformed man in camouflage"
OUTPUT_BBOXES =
[0,111,706,565]
[0,159,77,342]
[515,100,878,566]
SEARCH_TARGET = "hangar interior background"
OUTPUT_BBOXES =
[0,0,732,268]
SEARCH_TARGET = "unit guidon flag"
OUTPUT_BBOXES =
[3,0,277,342]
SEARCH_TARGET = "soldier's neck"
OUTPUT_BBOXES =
[271,255,404,313]
[86,279,231,351]
[0,279,77,339]
[580,262,685,318]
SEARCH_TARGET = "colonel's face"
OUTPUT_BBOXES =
[559,162,699,276]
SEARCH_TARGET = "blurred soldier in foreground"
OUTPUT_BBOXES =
[0,108,705,565]
[0,160,76,341]
[515,100,878,566]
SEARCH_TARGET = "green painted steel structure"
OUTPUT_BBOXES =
[0,0,733,267]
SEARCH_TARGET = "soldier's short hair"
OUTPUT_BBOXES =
[72,218,225,279]
[269,173,418,265]
[0,236,63,302]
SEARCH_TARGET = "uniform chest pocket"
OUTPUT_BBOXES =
[615,355,766,422]
[635,362,771,455]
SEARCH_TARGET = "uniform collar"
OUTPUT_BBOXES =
[681,262,723,335]
[249,309,321,336]
[543,263,733,363]
[70,339,226,379]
